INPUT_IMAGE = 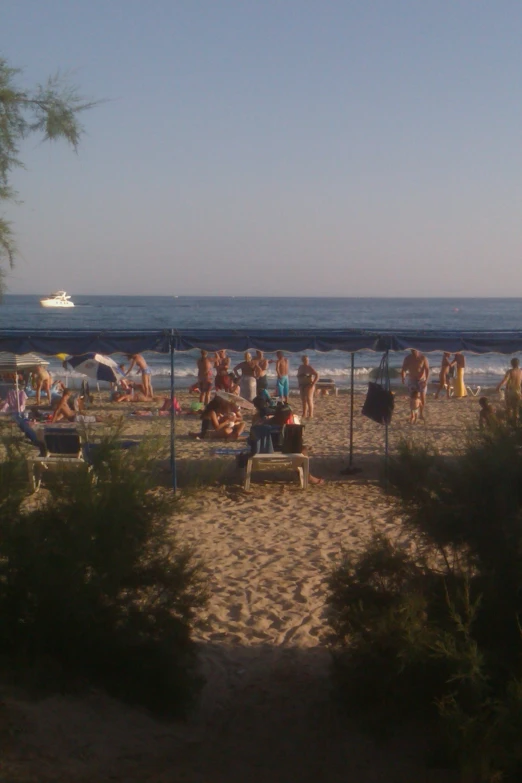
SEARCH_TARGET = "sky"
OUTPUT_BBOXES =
[2,0,522,297]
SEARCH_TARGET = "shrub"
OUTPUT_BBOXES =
[0,437,208,716]
[327,428,522,780]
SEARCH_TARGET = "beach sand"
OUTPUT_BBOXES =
[0,384,483,782]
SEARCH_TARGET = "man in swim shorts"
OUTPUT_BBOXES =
[401,349,430,414]
[274,351,289,403]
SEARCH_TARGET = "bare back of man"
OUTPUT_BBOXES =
[276,357,288,378]
[401,350,430,408]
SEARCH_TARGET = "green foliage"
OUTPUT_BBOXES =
[0,57,97,284]
[0,438,208,716]
[328,429,522,780]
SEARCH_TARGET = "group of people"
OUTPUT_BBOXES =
[195,350,321,419]
[401,349,468,422]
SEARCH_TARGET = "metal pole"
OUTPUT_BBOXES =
[349,352,354,466]
[170,334,177,492]
[384,350,389,466]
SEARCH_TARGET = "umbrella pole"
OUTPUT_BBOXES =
[170,337,177,492]
[384,350,390,480]
[349,352,354,466]
[15,372,20,413]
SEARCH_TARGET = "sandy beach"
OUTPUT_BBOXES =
[1,383,484,782]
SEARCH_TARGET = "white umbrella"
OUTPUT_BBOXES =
[65,353,122,384]
[216,390,256,411]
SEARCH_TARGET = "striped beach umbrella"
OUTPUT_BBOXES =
[65,353,122,384]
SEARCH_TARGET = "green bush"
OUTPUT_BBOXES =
[0,438,208,716]
[327,428,522,781]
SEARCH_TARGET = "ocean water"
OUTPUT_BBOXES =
[1,295,521,390]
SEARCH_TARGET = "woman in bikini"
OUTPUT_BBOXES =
[297,355,319,419]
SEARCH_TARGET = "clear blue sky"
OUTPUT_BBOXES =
[3,0,522,296]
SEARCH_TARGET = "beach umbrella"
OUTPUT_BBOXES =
[65,353,122,384]
[216,389,256,411]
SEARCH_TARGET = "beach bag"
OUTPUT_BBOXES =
[362,354,394,426]
[281,424,305,454]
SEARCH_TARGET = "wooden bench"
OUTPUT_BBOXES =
[244,453,309,490]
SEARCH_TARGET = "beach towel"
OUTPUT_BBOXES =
[212,447,249,456]
[0,389,28,413]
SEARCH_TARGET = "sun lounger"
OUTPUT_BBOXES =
[315,377,338,396]
[27,427,91,491]
[244,453,309,490]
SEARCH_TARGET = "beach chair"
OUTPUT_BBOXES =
[315,377,338,396]
[27,426,91,491]
[244,424,309,490]
[244,452,309,490]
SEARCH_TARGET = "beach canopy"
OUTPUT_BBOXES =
[2,328,522,355]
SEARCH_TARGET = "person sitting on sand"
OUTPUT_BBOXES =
[297,355,319,419]
[478,396,498,430]
[111,389,155,403]
[409,389,423,423]
[496,357,522,422]
[434,352,455,399]
[190,397,245,440]
[51,388,76,422]
[125,354,153,398]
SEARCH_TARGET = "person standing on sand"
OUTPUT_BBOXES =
[214,350,231,392]
[125,354,153,399]
[435,352,455,399]
[273,351,289,403]
[452,352,467,398]
[297,355,319,419]
[233,352,258,401]
[254,350,269,395]
[496,357,522,422]
[401,349,430,415]
[196,349,213,405]
[33,364,52,405]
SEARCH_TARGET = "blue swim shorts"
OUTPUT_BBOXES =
[276,375,289,398]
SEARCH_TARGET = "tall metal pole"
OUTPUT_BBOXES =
[349,352,354,466]
[384,350,389,466]
[170,334,177,492]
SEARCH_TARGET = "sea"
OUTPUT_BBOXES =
[1,295,521,391]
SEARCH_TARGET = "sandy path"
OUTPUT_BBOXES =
[0,386,484,781]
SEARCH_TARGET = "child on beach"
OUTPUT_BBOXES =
[478,396,498,430]
[410,389,423,423]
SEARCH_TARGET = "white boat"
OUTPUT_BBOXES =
[40,291,75,308]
